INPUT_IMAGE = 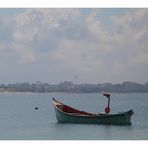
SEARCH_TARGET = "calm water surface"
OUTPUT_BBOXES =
[0,93,148,140]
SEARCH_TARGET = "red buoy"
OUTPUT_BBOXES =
[105,106,110,113]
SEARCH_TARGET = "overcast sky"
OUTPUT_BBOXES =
[0,8,148,84]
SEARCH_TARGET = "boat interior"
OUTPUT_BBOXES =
[53,98,94,115]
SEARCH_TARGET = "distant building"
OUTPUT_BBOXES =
[59,81,74,86]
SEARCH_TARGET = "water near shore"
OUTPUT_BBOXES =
[0,92,148,140]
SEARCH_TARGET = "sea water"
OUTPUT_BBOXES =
[0,92,148,140]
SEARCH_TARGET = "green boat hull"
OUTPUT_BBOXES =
[53,99,134,125]
[54,107,133,125]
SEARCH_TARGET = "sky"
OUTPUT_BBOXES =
[0,8,148,84]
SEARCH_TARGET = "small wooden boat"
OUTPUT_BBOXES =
[53,94,134,125]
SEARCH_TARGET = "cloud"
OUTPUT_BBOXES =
[0,8,148,83]
[111,9,148,62]
[0,16,15,43]
[10,9,83,63]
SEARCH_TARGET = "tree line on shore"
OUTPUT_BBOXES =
[0,81,148,93]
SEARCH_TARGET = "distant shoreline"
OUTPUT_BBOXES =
[0,81,148,93]
[0,90,148,94]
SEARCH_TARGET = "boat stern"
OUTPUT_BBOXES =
[123,109,134,125]
[128,109,134,116]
